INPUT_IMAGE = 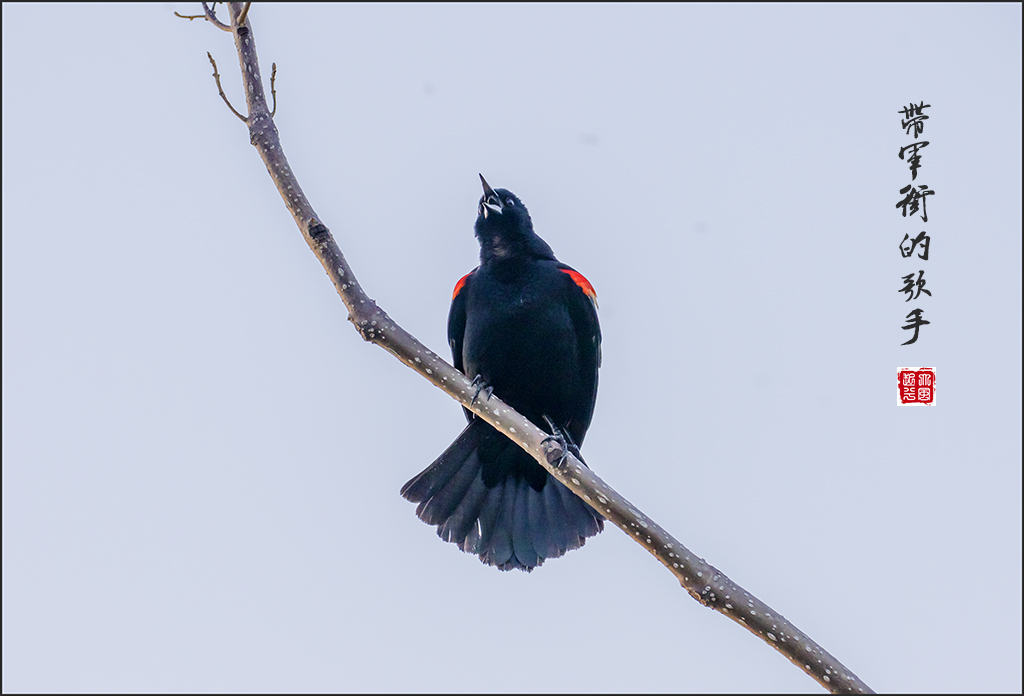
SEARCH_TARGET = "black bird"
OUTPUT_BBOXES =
[401,175,604,571]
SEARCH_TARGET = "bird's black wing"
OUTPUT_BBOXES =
[448,269,476,423]
[556,264,602,444]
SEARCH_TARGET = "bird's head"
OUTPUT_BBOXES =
[474,174,552,262]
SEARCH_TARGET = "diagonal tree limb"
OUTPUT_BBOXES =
[193,4,874,694]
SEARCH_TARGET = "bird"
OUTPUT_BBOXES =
[401,175,604,571]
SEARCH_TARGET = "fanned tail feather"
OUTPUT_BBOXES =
[402,419,604,571]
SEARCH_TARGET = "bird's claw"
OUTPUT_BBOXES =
[470,375,494,407]
[541,416,574,469]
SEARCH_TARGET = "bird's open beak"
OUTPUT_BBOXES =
[479,173,503,218]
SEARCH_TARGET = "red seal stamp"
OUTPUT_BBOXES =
[897,367,936,406]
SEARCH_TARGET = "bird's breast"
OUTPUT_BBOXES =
[461,273,581,417]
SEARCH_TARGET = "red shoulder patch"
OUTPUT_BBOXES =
[560,268,598,306]
[452,272,473,301]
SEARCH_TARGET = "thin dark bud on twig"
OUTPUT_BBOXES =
[270,62,277,118]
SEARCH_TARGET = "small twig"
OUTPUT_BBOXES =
[236,2,252,28]
[206,52,247,122]
[174,3,231,31]
[270,63,277,118]
[202,1,232,32]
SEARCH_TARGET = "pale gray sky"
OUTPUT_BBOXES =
[3,3,1021,693]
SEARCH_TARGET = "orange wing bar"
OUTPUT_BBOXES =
[560,268,598,306]
[452,272,472,300]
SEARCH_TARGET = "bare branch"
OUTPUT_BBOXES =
[192,4,875,694]
[270,62,277,119]
[235,1,251,28]
[206,52,246,123]
[201,2,232,32]
[174,11,206,21]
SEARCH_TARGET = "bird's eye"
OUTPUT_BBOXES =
[506,198,515,206]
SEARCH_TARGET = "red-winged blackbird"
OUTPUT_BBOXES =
[402,175,604,571]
